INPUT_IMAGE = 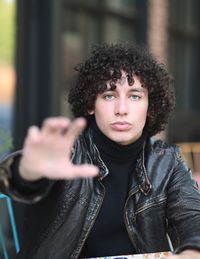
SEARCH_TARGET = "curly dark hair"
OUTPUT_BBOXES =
[68,43,175,136]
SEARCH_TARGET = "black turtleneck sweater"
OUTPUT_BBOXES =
[79,121,147,258]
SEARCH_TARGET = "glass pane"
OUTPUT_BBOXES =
[106,0,136,11]
[169,0,200,112]
[169,0,200,30]
[186,0,200,29]
[169,37,190,111]
[187,41,200,111]
[103,16,135,42]
[0,0,16,159]
[169,36,200,112]
[168,0,200,142]
[61,9,100,116]
[169,0,186,28]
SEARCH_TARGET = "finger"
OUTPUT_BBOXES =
[49,164,99,180]
[25,126,41,145]
[42,117,71,133]
[71,164,99,179]
[64,118,87,148]
[42,117,71,135]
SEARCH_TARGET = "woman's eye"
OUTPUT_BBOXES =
[104,95,115,100]
[130,95,141,100]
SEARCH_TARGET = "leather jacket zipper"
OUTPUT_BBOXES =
[76,179,106,258]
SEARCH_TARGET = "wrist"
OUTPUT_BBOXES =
[19,158,42,182]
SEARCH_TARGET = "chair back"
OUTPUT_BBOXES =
[176,142,200,172]
[176,142,200,187]
[0,194,20,259]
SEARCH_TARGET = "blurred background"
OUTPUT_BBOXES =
[0,0,200,257]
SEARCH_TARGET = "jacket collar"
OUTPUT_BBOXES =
[135,140,152,195]
[84,128,152,195]
[86,128,109,180]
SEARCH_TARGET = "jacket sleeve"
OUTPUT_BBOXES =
[166,147,200,253]
[0,151,53,203]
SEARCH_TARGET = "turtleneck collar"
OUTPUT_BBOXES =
[91,120,148,163]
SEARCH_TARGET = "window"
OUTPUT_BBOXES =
[168,0,200,142]
[60,0,146,117]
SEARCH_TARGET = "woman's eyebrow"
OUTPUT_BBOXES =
[103,88,115,92]
[103,87,146,93]
[129,88,146,93]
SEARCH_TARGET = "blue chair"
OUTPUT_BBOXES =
[0,194,20,259]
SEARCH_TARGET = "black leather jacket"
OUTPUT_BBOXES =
[1,128,200,259]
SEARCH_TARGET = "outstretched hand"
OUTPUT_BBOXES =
[19,117,99,181]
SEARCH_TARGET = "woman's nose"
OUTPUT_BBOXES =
[114,98,128,115]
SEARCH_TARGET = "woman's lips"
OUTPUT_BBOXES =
[111,122,132,131]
